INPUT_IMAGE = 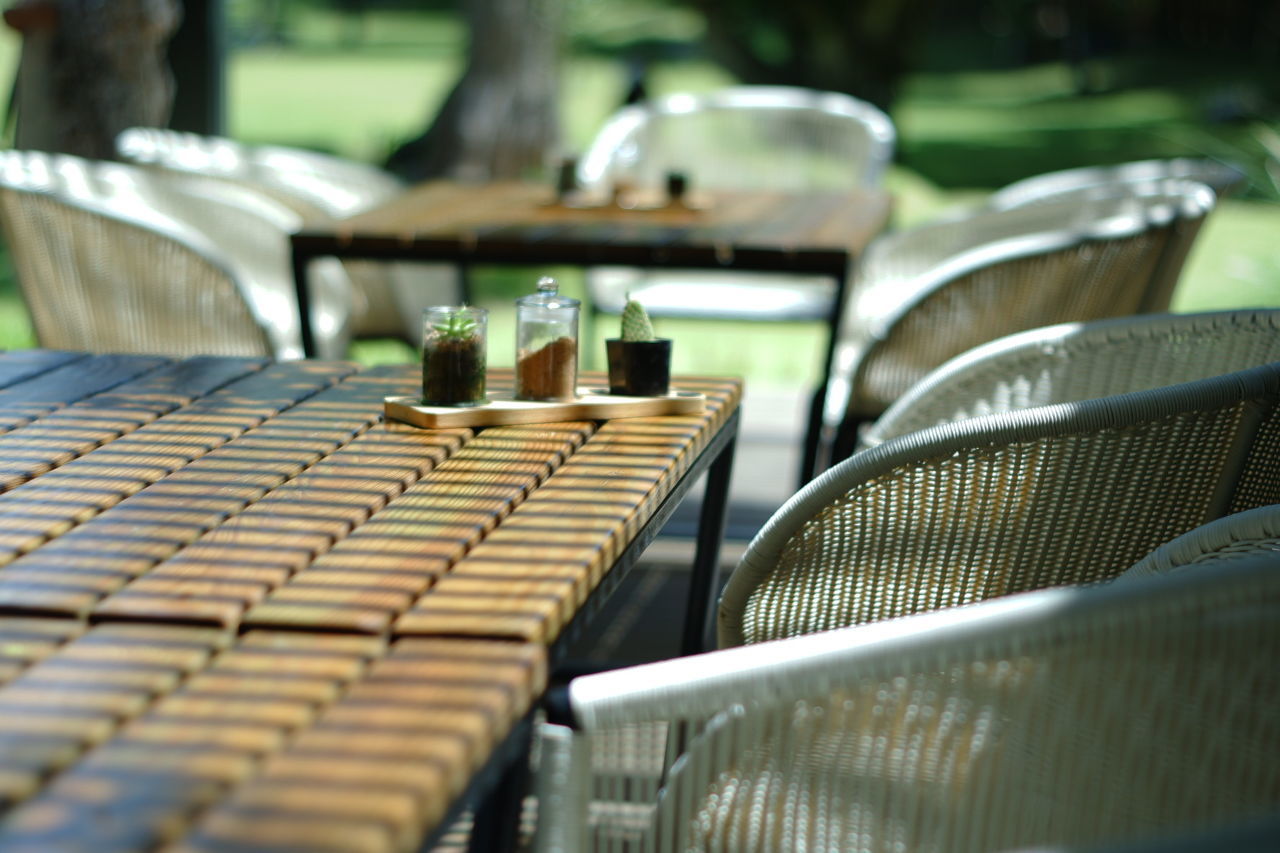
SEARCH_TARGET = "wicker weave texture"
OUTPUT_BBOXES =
[0,178,274,357]
[578,86,894,329]
[672,561,1280,852]
[858,230,1164,414]
[116,126,457,343]
[832,183,1213,421]
[0,150,356,359]
[722,363,1280,647]
[987,156,1247,209]
[1121,503,1280,579]
[864,310,1280,448]
[539,555,1280,852]
[117,127,404,219]
[816,182,1215,477]
[579,86,895,193]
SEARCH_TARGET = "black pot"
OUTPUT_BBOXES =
[605,338,672,397]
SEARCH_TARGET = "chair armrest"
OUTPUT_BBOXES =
[534,558,1280,852]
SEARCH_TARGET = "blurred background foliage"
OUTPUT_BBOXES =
[0,0,1276,362]
[217,0,1280,199]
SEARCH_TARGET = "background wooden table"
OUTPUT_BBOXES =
[291,181,889,481]
[0,350,741,851]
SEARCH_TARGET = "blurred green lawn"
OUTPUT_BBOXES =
[0,3,1277,376]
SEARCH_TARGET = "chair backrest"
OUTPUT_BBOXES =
[0,150,352,359]
[543,553,1280,852]
[1119,503,1280,580]
[820,181,1216,466]
[116,126,405,220]
[987,157,1248,210]
[117,126,448,345]
[577,85,895,192]
[862,309,1280,448]
[721,362,1280,647]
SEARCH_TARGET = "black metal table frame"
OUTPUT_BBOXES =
[419,407,740,852]
[293,233,844,484]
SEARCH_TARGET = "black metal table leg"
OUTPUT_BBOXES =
[798,261,852,486]
[798,381,826,486]
[680,432,736,655]
[461,715,534,853]
[292,242,318,359]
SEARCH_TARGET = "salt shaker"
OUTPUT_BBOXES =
[515,276,580,401]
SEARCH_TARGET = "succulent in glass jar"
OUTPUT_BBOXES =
[421,306,487,407]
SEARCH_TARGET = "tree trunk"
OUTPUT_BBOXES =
[386,0,562,182]
[5,0,182,160]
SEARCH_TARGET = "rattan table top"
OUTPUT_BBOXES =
[0,350,742,851]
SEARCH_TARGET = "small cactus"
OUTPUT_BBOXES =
[621,296,656,342]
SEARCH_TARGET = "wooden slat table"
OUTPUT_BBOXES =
[290,180,890,479]
[0,350,742,852]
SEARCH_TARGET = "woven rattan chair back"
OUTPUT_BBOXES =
[720,362,1280,647]
[578,85,895,193]
[862,309,1280,449]
[116,126,404,218]
[575,86,895,324]
[116,127,453,343]
[1119,503,1280,580]
[0,149,353,358]
[814,181,1216,475]
[987,156,1247,209]
[536,554,1280,852]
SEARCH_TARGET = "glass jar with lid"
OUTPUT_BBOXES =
[515,276,580,401]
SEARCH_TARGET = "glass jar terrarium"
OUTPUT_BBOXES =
[421,306,487,406]
[515,276,580,402]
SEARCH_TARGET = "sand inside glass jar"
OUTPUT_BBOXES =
[517,336,577,401]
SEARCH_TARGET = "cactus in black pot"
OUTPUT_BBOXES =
[606,297,671,396]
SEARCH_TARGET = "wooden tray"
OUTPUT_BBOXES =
[384,388,705,428]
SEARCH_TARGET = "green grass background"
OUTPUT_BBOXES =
[0,1,1277,383]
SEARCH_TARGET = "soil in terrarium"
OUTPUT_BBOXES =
[422,336,485,405]
[517,336,577,400]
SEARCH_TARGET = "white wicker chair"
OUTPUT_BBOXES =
[0,149,353,359]
[575,86,894,355]
[116,127,459,344]
[861,309,1280,450]
[811,180,1216,477]
[1119,503,1280,580]
[986,156,1247,210]
[533,550,1280,852]
[578,86,894,199]
[721,361,1280,647]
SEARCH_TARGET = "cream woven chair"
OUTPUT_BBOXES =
[861,309,1280,449]
[811,180,1216,477]
[575,86,893,364]
[578,86,894,196]
[0,150,353,359]
[532,551,1280,852]
[721,361,1280,647]
[116,126,459,344]
[1119,503,1280,580]
[986,156,1248,210]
